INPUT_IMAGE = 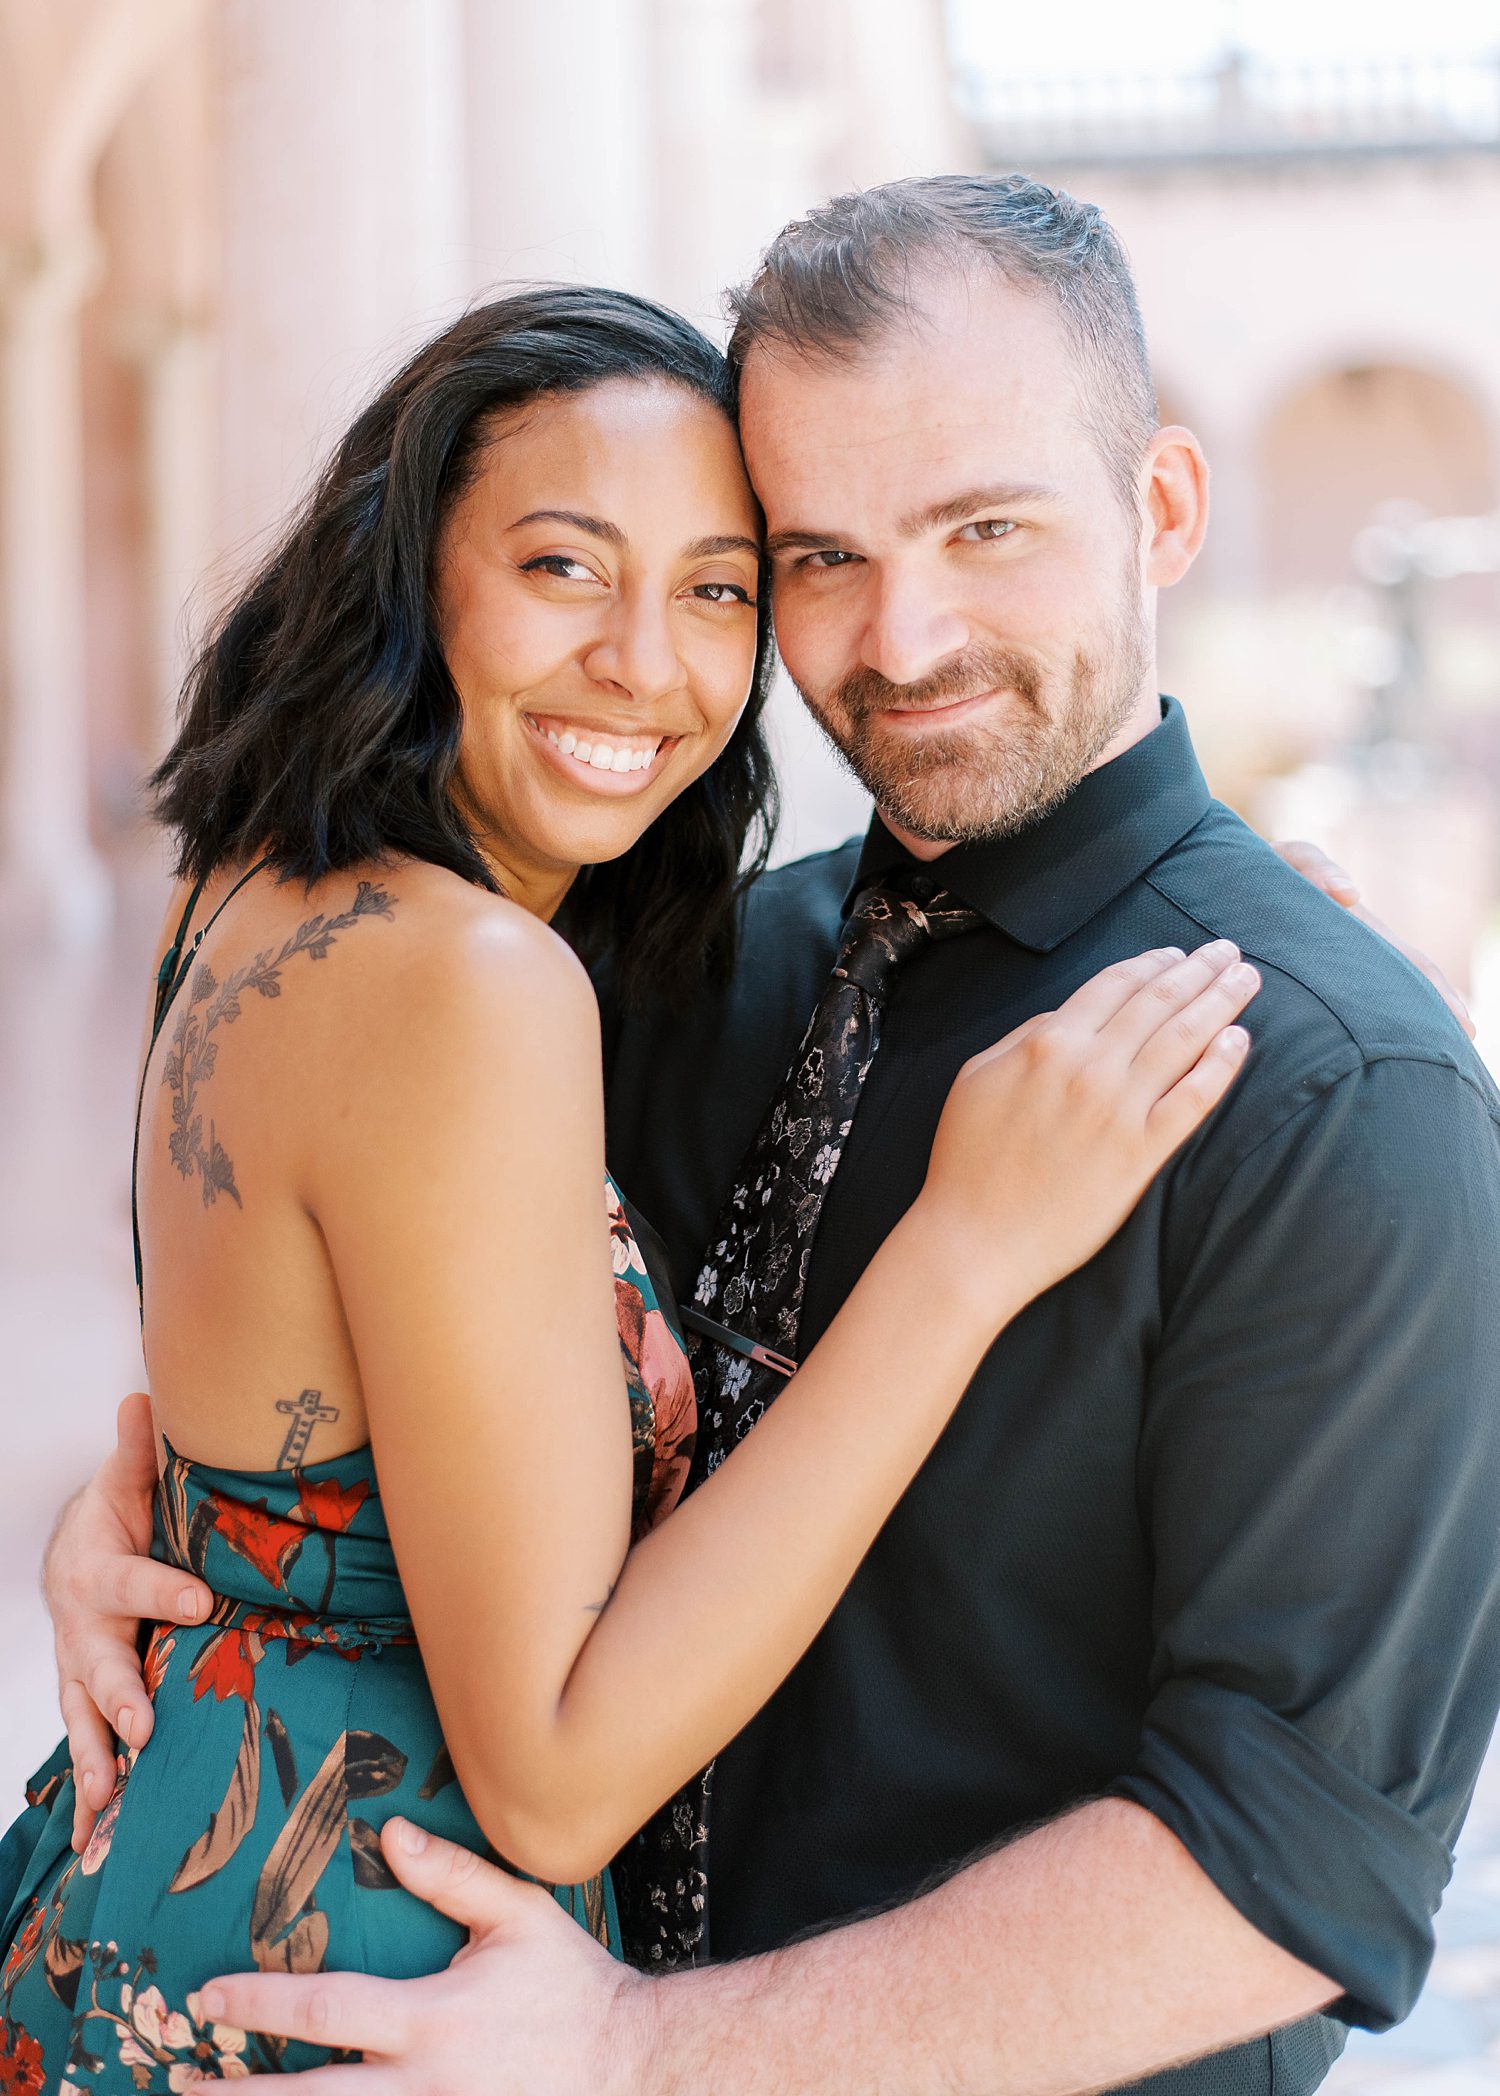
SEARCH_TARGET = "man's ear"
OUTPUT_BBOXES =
[1141,426,1209,588]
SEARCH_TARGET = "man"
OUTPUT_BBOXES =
[43,177,1500,2094]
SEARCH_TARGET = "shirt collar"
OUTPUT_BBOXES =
[844,696,1212,952]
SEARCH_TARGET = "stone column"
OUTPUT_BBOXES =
[0,232,112,942]
[461,0,653,297]
[645,0,766,327]
[138,314,217,753]
[215,0,469,566]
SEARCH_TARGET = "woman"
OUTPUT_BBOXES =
[0,288,1256,2091]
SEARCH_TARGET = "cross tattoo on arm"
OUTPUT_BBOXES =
[275,1388,340,1470]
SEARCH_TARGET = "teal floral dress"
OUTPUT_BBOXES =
[0,1177,696,2091]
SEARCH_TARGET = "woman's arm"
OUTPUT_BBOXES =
[316,910,1257,1882]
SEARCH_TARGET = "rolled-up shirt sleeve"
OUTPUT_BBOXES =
[1111,1051,1500,2031]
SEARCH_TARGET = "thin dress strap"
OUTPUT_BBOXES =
[131,858,274,1318]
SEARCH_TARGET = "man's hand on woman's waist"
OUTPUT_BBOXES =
[43,1391,211,1850]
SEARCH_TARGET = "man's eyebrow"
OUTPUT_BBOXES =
[509,509,626,546]
[765,527,843,558]
[899,483,1062,534]
[765,484,1062,559]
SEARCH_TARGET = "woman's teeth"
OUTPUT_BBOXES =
[542,724,661,774]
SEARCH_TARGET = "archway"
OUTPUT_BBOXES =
[1260,360,1495,592]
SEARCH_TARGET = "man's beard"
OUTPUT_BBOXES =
[794,594,1153,846]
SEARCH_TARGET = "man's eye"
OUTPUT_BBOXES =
[521,555,595,581]
[963,519,1016,542]
[802,549,857,569]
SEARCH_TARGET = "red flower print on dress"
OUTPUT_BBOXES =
[0,1907,42,1992]
[206,1491,308,1589]
[188,1627,263,1705]
[0,2013,45,2095]
[235,1608,363,1669]
[291,1473,370,1533]
[143,1626,177,1698]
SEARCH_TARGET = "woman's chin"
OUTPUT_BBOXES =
[499,726,695,868]
[519,794,666,876]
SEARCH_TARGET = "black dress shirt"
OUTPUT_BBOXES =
[600,699,1500,2096]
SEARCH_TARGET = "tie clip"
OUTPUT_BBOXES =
[678,1306,798,1379]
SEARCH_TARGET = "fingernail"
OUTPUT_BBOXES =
[1159,946,1186,961]
[198,1985,226,2021]
[1199,939,1239,963]
[117,1709,133,1748]
[392,1817,428,1855]
[1221,1025,1251,1053]
[179,1587,203,1621]
[1225,961,1260,988]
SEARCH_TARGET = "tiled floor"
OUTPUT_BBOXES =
[2,862,1497,2088]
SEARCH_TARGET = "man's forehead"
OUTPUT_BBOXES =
[743,269,1068,413]
[737,280,1080,522]
[742,263,1062,398]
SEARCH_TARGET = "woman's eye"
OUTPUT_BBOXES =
[690,582,756,606]
[963,519,1016,542]
[521,555,596,581]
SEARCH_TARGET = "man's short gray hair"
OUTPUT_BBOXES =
[726,173,1158,513]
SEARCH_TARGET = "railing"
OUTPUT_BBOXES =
[957,53,1500,168]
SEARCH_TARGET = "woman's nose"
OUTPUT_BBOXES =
[583,594,687,705]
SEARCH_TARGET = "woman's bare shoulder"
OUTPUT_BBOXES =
[298,862,604,1200]
[321,858,599,1061]
[361,857,590,985]
[147,855,596,1080]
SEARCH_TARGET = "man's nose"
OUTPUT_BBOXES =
[857,570,969,689]
[583,592,687,705]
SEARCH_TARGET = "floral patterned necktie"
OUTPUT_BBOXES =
[616,873,983,1969]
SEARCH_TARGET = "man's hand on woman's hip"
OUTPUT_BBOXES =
[44,1391,212,1852]
[188,1819,653,2096]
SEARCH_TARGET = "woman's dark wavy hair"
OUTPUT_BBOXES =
[152,286,779,1004]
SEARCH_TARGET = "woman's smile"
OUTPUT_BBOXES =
[522,710,683,794]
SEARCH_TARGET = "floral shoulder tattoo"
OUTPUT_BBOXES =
[161,879,397,1209]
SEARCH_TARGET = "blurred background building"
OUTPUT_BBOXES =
[2,5,1498,2085]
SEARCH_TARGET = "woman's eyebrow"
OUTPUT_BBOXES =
[509,508,626,545]
[508,515,758,562]
[683,534,761,560]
